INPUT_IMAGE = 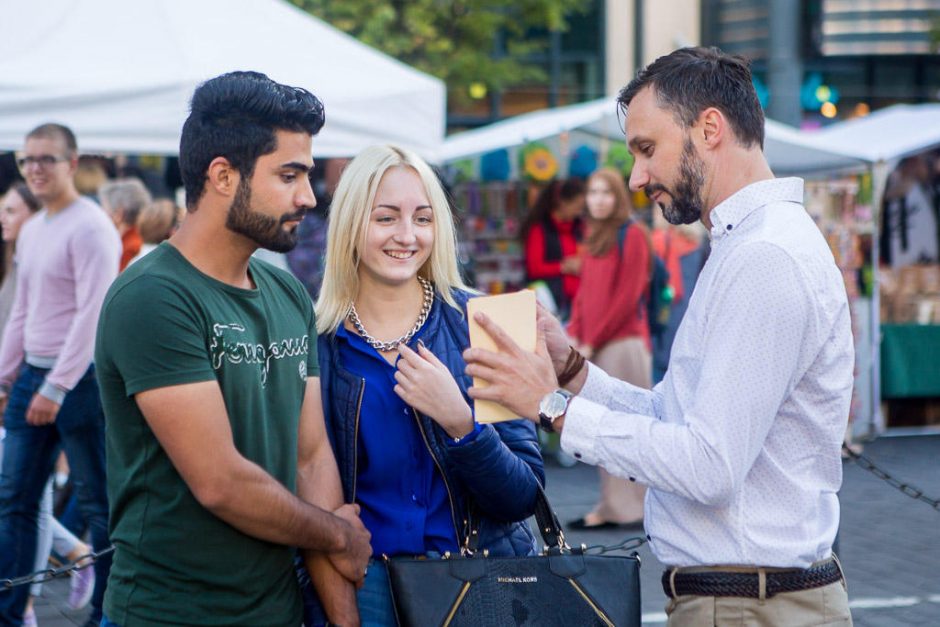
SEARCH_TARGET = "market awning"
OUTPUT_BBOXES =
[440,98,865,177]
[806,103,940,164]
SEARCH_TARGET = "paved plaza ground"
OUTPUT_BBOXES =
[28,434,940,626]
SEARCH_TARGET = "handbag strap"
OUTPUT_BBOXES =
[532,484,569,550]
[462,484,569,555]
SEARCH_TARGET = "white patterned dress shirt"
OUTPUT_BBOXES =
[561,177,854,568]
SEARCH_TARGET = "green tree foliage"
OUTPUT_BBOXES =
[289,0,590,104]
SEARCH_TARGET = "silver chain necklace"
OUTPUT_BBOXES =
[347,276,433,352]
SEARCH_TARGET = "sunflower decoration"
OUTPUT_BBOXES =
[604,143,634,178]
[520,142,558,182]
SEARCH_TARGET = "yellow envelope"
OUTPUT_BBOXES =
[467,290,536,423]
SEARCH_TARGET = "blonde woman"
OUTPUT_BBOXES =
[307,145,543,626]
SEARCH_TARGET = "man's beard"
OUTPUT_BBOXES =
[646,137,706,226]
[226,179,308,253]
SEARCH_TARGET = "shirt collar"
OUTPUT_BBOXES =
[707,177,804,241]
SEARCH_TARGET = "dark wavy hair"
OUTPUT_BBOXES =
[9,182,41,214]
[618,47,764,150]
[519,178,586,242]
[179,71,326,209]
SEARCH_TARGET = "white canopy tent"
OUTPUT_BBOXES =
[440,97,866,176]
[808,103,940,164]
[0,0,445,158]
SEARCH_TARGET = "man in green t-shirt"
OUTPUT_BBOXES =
[95,71,370,626]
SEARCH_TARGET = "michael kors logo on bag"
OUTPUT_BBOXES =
[496,576,538,584]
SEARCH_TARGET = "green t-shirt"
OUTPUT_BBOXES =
[95,243,318,626]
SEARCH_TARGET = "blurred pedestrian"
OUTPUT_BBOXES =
[0,123,119,627]
[464,47,854,626]
[0,183,41,329]
[99,178,152,271]
[566,167,650,531]
[520,178,585,318]
[95,71,370,627]
[287,157,349,301]
[881,155,938,267]
[73,158,108,201]
[307,144,543,625]
[650,214,708,382]
[0,182,96,626]
[126,199,182,266]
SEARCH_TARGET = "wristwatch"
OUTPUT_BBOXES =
[538,388,574,433]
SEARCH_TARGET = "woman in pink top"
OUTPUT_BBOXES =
[566,168,651,530]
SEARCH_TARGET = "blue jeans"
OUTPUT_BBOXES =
[0,364,111,625]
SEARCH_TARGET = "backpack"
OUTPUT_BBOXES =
[618,221,673,337]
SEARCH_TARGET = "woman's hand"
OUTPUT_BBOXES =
[560,255,582,275]
[395,342,474,439]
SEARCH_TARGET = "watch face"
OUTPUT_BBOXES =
[540,391,568,418]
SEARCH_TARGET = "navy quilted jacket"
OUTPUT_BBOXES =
[318,288,544,557]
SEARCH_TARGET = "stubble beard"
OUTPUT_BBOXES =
[659,137,706,226]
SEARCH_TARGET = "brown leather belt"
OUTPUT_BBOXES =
[662,558,843,600]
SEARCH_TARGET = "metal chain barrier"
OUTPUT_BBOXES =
[0,545,114,592]
[582,535,647,556]
[4,444,933,590]
[843,443,940,512]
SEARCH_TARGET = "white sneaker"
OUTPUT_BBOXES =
[68,566,95,610]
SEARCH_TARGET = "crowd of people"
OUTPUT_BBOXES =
[0,124,185,627]
[0,45,855,627]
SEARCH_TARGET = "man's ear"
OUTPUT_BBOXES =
[206,157,239,197]
[699,107,725,149]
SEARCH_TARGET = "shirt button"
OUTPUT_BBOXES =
[411,494,417,502]
[403,409,409,415]
[629,477,636,482]
[574,452,582,459]
[726,224,733,231]
[646,534,652,541]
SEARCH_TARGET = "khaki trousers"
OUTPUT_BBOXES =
[665,580,852,626]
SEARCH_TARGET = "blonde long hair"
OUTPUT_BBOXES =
[315,145,472,334]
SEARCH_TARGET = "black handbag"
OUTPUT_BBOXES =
[384,486,642,627]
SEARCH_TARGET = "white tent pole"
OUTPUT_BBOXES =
[868,159,890,436]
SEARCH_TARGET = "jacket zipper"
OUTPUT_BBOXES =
[412,408,462,544]
[351,379,365,503]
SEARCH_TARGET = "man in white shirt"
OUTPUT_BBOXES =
[464,46,854,625]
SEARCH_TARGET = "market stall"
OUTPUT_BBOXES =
[809,104,940,432]
[442,98,865,297]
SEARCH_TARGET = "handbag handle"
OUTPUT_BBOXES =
[532,484,569,551]
[463,484,569,555]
